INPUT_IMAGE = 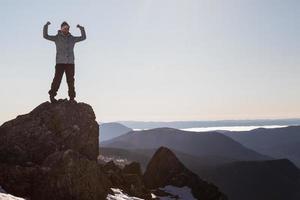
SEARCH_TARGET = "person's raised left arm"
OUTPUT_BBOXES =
[43,21,57,42]
[74,24,86,43]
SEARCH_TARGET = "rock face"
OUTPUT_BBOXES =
[0,100,99,165]
[0,100,111,200]
[143,146,228,200]
[0,163,43,198]
[34,150,112,200]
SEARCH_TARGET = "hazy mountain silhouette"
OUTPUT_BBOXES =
[222,126,300,166]
[101,127,271,162]
[117,119,300,129]
[99,122,132,142]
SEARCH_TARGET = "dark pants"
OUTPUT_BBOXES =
[48,63,76,98]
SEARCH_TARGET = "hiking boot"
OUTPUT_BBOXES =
[50,95,58,103]
[69,97,77,103]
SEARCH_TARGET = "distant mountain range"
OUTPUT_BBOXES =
[99,148,300,200]
[99,122,132,142]
[222,126,300,167]
[99,124,300,200]
[101,127,271,163]
[115,119,300,129]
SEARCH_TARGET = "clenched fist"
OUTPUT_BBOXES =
[77,24,84,29]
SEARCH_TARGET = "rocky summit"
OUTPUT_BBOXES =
[143,146,228,200]
[0,100,227,200]
[0,99,110,200]
[0,99,99,164]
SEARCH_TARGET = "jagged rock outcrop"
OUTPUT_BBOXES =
[122,162,150,199]
[0,100,110,200]
[0,99,99,165]
[143,146,228,200]
[101,160,152,199]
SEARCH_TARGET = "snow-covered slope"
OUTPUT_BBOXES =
[0,187,25,200]
[106,186,197,200]
[106,188,144,200]
[0,193,25,200]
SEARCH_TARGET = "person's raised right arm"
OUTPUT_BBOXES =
[43,21,57,42]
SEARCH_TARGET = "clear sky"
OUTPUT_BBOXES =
[0,0,299,123]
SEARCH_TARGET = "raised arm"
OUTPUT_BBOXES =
[74,24,86,43]
[43,21,57,42]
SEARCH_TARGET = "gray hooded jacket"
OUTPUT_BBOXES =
[43,24,86,64]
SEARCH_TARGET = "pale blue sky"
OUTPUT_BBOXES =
[0,0,299,123]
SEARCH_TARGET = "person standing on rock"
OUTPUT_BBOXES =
[43,21,86,103]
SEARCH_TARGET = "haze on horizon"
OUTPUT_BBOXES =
[1,0,300,123]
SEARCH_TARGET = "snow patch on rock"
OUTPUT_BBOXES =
[0,193,25,200]
[106,188,144,200]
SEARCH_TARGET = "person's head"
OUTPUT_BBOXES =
[60,21,70,35]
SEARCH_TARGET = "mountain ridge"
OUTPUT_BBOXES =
[222,125,300,166]
[101,127,271,162]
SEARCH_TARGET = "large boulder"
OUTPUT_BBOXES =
[0,99,99,165]
[143,146,227,200]
[33,149,112,200]
[0,100,113,200]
